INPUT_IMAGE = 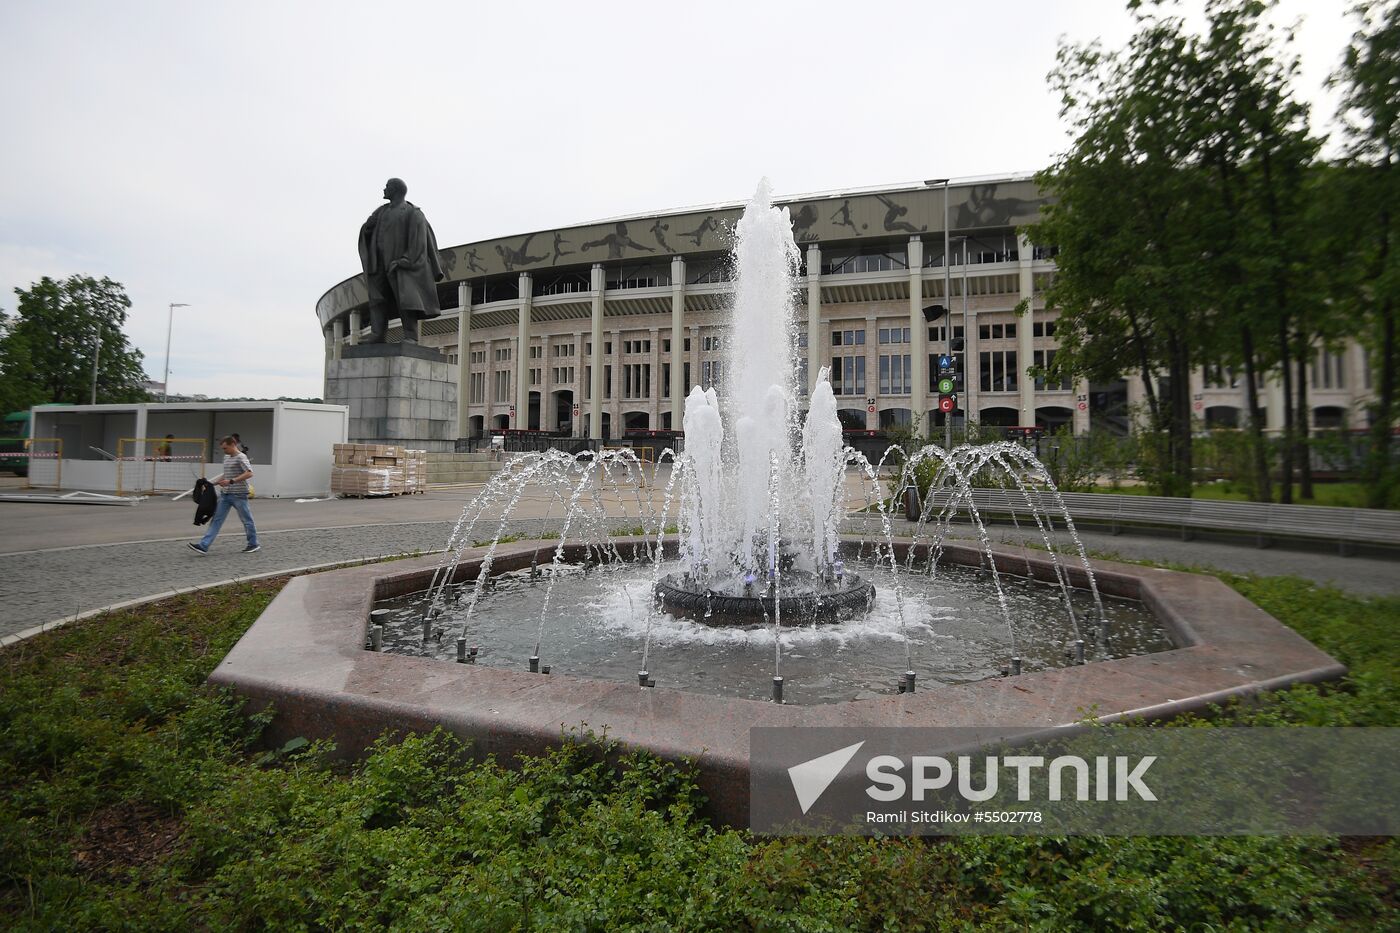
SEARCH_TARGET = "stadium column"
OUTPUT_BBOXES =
[670,255,685,426]
[806,243,821,394]
[456,282,472,440]
[516,272,532,430]
[1265,376,1285,432]
[332,318,345,361]
[864,311,878,428]
[589,263,605,440]
[649,325,661,428]
[322,326,333,385]
[1018,234,1035,427]
[348,309,361,346]
[907,236,926,434]
[1073,378,1090,434]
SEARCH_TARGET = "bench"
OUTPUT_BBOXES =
[905,486,1400,555]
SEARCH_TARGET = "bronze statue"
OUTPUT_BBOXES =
[357,178,443,343]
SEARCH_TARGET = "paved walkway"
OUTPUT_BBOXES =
[2,477,1396,641]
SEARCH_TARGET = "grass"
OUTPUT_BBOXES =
[1,571,1397,929]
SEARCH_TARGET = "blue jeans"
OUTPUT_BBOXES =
[199,492,259,550]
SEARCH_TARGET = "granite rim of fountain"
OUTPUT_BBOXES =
[208,537,1346,827]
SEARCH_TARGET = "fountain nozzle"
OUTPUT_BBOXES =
[772,676,784,703]
[1010,656,1023,676]
[369,624,383,652]
[528,655,540,673]
[456,637,467,663]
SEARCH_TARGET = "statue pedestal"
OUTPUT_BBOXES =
[325,344,457,451]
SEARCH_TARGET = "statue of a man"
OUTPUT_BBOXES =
[357,178,444,343]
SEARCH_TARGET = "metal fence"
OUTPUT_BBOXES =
[116,437,207,495]
[20,438,63,489]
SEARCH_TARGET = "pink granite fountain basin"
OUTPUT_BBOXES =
[208,538,1345,826]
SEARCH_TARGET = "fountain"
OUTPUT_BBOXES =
[209,180,1344,824]
[386,180,1159,702]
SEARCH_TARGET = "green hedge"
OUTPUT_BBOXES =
[1,576,1395,930]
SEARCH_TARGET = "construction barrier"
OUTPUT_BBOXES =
[599,445,652,487]
[116,437,208,496]
[20,438,63,490]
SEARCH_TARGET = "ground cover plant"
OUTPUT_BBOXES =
[1,573,1395,930]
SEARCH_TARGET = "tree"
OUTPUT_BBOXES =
[1030,6,1217,496]
[1033,0,1323,501]
[1330,0,1400,508]
[0,276,150,413]
[1194,0,1320,503]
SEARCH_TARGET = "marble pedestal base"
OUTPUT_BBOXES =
[325,345,457,451]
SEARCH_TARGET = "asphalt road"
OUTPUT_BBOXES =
[1,475,1396,641]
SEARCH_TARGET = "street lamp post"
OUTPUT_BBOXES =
[90,324,102,405]
[943,179,952,451]
[163,302,190,403]
[924,178,952,442]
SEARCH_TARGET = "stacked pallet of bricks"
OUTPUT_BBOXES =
[331,443,407,497]
[402,449,428,495]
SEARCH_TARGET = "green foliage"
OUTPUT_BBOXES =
[1,571,1396,929]
[1329,2,1400,507]
[0,276,150,413]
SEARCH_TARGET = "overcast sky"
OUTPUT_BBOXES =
[0,0,1356,400]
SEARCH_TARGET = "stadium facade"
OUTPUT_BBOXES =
[315,175,1373,440]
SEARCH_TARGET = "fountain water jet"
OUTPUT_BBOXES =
[654,180,876,623]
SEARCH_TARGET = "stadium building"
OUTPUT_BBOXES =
[315,175,1374,441]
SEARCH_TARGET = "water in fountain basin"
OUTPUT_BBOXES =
[375,555,1171,704]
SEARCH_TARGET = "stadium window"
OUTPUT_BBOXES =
[1032,350,1070,391]
[979,350,1019,392]
[831,356,865,395]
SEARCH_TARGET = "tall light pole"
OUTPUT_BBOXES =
[90,324,102,405]
[162,302,189,403]
[942,179,953,450]
[954,235,969,436]
[924,177,950,441]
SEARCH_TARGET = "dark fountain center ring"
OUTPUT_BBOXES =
[653,568,877,625]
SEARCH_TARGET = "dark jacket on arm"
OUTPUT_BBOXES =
[192,478,218,525]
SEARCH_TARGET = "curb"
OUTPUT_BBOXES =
[0,549,447,650]
[0,520,460,557]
